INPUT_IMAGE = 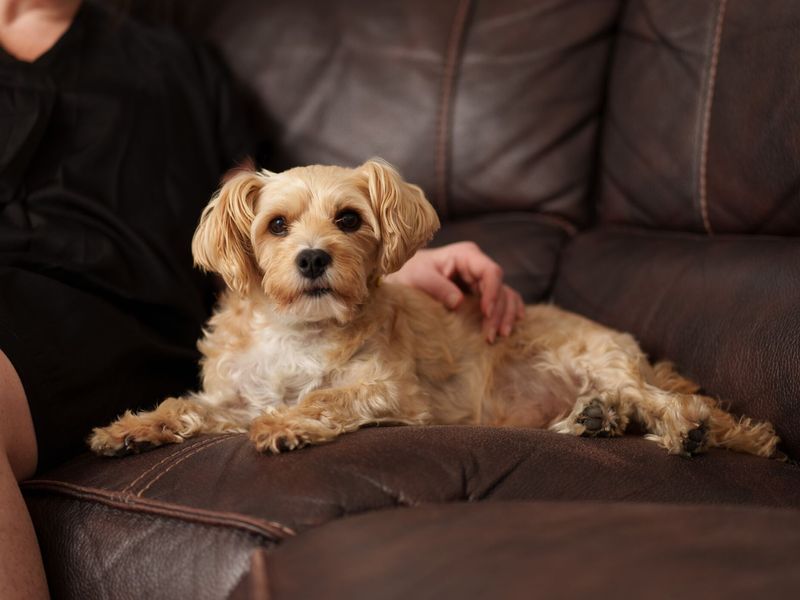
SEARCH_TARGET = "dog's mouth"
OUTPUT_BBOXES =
[303,287,333,298]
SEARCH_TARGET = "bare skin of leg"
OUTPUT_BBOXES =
[0,349,49,600]
[0,1,82,594]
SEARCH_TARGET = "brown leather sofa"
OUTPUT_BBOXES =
[22,1,800,598]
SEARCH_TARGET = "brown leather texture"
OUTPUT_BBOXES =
[25,487,273,600]
[21,0,800,598]
[24,428,800,598]
[445,0,620,225]
[133,0,617,228]
[553,228,800,457]
[432,216,571,302]
[261,502,800,599]
[600,0,800,234]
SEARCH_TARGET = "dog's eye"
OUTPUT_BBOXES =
[268,217,288,236]
[335,210,361,233]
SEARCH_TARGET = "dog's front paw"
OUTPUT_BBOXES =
[249,411,339,454]
[250,423,308,453]
[88,398,204,457]
[88,417,184,457]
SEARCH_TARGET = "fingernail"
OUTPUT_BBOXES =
[446,293,461,309]
[501,325,511,337]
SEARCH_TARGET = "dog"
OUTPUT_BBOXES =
[89,159,781,459]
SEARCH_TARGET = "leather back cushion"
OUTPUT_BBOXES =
[553,229,800,457]
[133,0,621,227]
[600,0,800,234]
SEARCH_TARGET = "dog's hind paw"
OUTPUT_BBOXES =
[549,395,627,438]
[576,397,625,438]
[682,423,709,456]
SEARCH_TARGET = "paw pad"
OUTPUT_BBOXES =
[682,424,708,456]
[122,436,157,455]
[577,399,613,437]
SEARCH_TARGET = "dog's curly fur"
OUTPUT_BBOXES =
[89,159,780,459]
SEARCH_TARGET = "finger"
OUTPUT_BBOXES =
[483,287,507,343]
[457,256,501,317]
[445,244,504,317]
[478,263,504,319]
[414,271,465,309]
[499,288,519,337]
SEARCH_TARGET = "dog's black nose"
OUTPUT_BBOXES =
[296,249,331,279]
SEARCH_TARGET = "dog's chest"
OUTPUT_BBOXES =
[232,326,335,407]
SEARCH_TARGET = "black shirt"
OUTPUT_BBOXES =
[0,0,253,470]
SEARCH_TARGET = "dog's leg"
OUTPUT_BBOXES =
[624,361,780,458]
[634,386,780,458]
[88,396,226,456]
[549,389,631,438]
[250,382,430,453]
[705,406,781,458]
[547,352,641,439]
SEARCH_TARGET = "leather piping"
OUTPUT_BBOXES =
[435,0,472,219]
[21,479,295,540]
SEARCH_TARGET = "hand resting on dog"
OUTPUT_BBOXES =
[89,159,781,460]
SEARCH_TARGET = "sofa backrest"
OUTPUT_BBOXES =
[555,0,800,456]
[132,0,800,456]
[133,0,621,228]
[599,0,800,235]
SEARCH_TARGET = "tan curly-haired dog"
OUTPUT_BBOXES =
[89,159,780,459]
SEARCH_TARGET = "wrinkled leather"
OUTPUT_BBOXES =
[25,489,266,600]
[25,428,800,534]
[132,0,616,228]
[23,428,800,597]
[600,0,800,234]
[447,0,620,226]
[553,228,800,456]
[21,1,800,598]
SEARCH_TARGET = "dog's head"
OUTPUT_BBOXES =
[192,159,440,323]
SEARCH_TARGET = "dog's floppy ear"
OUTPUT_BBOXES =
[192,163,266,295]
[359,158,440,274]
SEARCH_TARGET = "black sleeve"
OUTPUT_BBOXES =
[192,42,259,172]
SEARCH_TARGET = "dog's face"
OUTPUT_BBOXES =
[192,159,440,323]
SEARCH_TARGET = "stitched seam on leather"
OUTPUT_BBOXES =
[435,0,471,220]
[121,435,230,494]
[531,213,578,237]
[698,0,728,235]
[22,479,295,539]
[134,434,234,497]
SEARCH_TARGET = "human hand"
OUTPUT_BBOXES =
[384,242,525,343]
